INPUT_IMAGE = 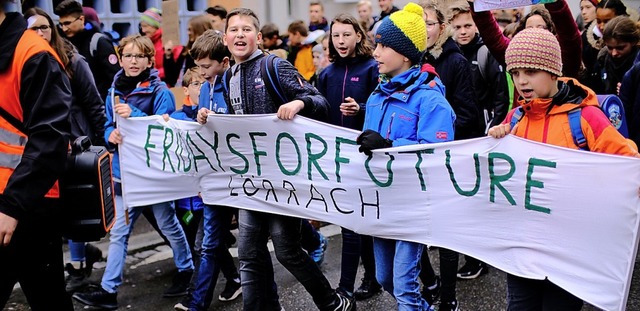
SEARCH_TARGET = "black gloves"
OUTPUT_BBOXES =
[357,129,393,156]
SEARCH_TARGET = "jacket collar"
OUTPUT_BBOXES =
[0,13,25,72]
[518,78,597,119]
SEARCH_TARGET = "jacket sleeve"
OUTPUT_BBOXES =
[104,87,116,147]
[470,4,509,67]
[546,0,582,78]
[487,54,510,127]
[277,59,330,121]
[0,52,71,221]
[620,65,640,147]
[582,106,638,156]
[449,55,482,139]
[72,54,107,145]
[95,36,121,94]
[128,86,177,117]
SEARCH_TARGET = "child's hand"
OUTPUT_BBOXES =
[162,114,170,121]
[197,108,211,124]
[340,97,360,116]
[164,40,174,57]
[109,128,122,145]
[617,82,621,95]
[277,100,304,120]
[488,123,512,138]
[114,103,132,118]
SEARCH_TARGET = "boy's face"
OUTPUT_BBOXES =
[58,14,84,38]
[195,57,228,82]
[119,43,152,77]
[451,12,477,46]
[309,4,323,24]
[379,0,393,13]
[373,43,410,78]
[262,35,278,49]
[184,76,205,106]
[288,31,302,46]
[224,15,261,62]
[510,68,558,102]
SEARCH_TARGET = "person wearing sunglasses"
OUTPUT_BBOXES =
[54,0,120,101]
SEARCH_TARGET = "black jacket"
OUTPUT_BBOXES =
[424,37,483,139]
[68,52,106,145]
[0,13,71,220]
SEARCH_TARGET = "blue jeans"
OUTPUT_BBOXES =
[68,240,86,262]
[374,237,430,311]
[101,193,194,293]
[238,210,335,311]
[190,205,234,311]
[506,274,583,311]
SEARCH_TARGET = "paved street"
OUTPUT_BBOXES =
[5,221,640,310]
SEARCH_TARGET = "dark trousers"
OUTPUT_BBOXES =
[507,274,583,311]
[420,247,459,302]
[339,228,377,293]
[0,208,73,311]
[238,210,335,311]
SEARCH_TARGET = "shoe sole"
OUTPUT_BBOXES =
[218,288,242,302]
[174,302,189,311]
[456,267,488,280]
[72,295,118,310]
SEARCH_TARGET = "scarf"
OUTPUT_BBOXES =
[115,68,151,95]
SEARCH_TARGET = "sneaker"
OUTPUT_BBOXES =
[84,243,103,276]
[72,286,118,310]
[310,232,328,265]
[353,278,382,300]
[163,270,193,297]
[439,299,459,311]
[456,262,488,280]
[218,279,242,302]
[65,263,89,293]
[421,276,440,305]
[333,289,356,311]
[173,293,192,311]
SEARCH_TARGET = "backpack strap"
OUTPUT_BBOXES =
[475,45,490,82]
[261,54,288,107]
[89,32,105,58]
[509,106,524,130]
[568,108,588,150]
[222,68,234,114]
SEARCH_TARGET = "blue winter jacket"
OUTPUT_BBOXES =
[363,66,455,146]
[104,68,176,179]
[317,56,379,130]
[198,77,228,114]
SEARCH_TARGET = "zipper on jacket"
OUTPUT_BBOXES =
[387,112,395,140]
[341,65,349,126]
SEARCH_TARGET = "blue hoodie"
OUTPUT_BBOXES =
[317,56,379,130]
[104,68,176,179]
[363,66,455,146]
[198,76,228,114]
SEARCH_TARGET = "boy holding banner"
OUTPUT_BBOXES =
[356,3,456,311]
[488,27,638,310]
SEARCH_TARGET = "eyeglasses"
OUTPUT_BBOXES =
[121,54,149,61]
[189,81,205,88]
[30,25,51,32]
[426,21,440,28]
[58,16,81,28]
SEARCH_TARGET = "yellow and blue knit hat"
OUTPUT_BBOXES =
[375,3,427,64]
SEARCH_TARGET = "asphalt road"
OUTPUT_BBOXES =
[4,223,640,310]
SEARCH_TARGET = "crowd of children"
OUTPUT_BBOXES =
[2,0,640,310]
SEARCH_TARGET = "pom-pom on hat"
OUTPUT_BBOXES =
[375,2,426,64]
[141,7,162,29]
[505,27,562,77]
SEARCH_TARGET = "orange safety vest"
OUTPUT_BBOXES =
[0,30,63,198]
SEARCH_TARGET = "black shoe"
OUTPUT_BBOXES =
[163,270,193,297]
[218,279,242,302]
[456,262,488,280]
[334,288,356,311]
[84,243,103,276]
[72,286,118,310]
[65,263,89,293]
[421,276,440,305]
[353,278,382,301]
[439,299,459,311]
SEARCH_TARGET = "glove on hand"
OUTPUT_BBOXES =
[357,129,393,156]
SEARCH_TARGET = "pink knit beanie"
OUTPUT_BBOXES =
[505,28,563,77]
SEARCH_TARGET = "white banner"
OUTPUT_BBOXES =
[474,0,556,12]
[118,114,640,311]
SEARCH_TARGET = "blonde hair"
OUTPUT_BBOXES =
[117,34,155,62]
[182,67,201,87]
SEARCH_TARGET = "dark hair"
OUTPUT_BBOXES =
[54,0,83,17]
[514,6,556,35]
[187,15,214,50]
[190,29,230,62]
[310,0,324,10]
[328,13,372,62]
[24,7,74,78]
[206,5,227,19]
[602,15,640,44]
[288,20,308,37]
[182,67,201,87]
[261,23,280,39]
[597,0,628,16]
[225,8,260,32]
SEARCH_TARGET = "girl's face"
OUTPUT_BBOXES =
[510,68,559,101]
[373,43,411,78]
[525,15,548,30]
[424,9,443,48]
[27,15,52,43]
[580,1,597,25]
[596,8,617,33]
[331,22,361,58]
[605,38,636,60]
[119,43,152,77]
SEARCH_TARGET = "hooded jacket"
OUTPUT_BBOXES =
[619,59,640,147]
[69,51,106,145]
[505,78,637,156]
[317,55,379,130]
[104,68,176,179]
[363,66,455,146]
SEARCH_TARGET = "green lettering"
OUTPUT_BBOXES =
[488,152,516,205]
[276,133,302,176]
[335,137,357,183]
[364,153,394,187]
[446,150,481,196]
[249,132,268,176]
[144,125,164,168]
[525,158,557,214]
[227,133,249,174]
[162,127,176,172]
[306,133,329,181]
[400,149,435,191]
[186,132,214,172]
